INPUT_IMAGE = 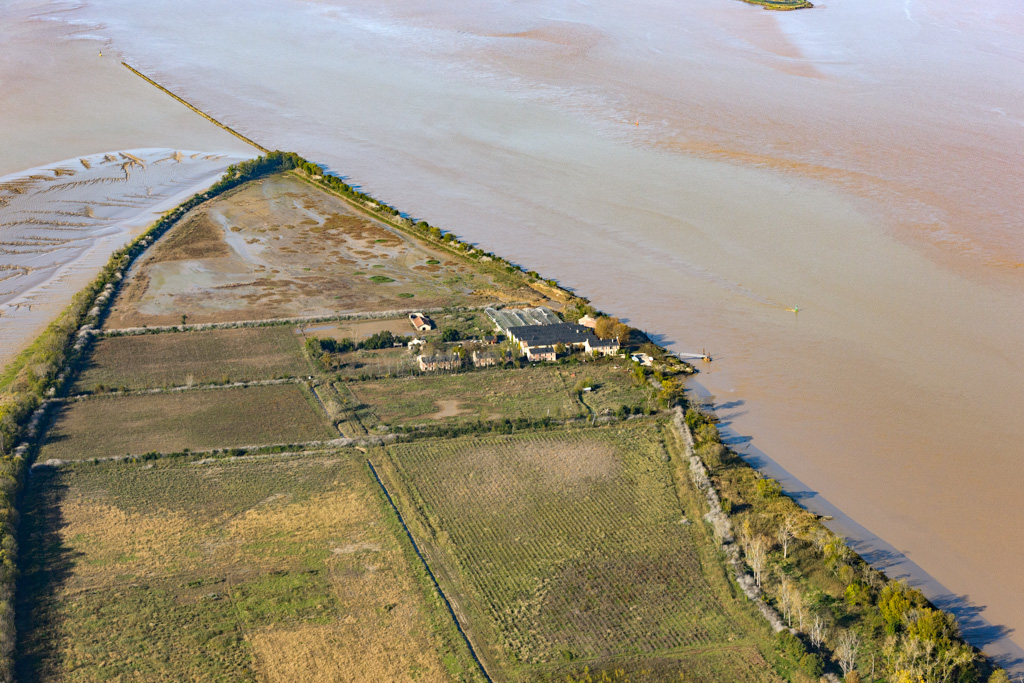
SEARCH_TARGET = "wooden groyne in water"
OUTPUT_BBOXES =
[121,62,269,153]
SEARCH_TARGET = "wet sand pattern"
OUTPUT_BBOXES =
[0,149,245,367]
[105,174,496,327]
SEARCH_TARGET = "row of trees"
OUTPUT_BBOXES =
[294,160,584,300]
[305,331,414,370]
[685,406,1006,683]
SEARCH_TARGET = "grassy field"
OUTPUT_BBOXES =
[569,362,656,416]
[377,425,777,681]
[298,317,415,343]
[341,361,650,430]
[16,455,480,682]
[74,326,310,392]
[38,384,336,461]
[344,366,581,427]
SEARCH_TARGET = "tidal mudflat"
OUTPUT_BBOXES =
[103,174,503,328]
[0,150,246,367]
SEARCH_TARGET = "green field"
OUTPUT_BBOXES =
[570,362,656,416]
[341,362,650,430]
[344,366,580,427]
[74,327,310,392]
[38,384,335,461]
[377,425,775,680]
[16,455,479,682]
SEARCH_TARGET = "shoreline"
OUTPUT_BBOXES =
[695,379,1024,671]
[0,149,249,368]
[0,152,1014,678]
[274,160,1024,675]
[23,4,1024,653]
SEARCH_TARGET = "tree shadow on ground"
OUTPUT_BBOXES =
[15,467,82,682]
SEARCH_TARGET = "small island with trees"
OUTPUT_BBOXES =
[740,0,813,10]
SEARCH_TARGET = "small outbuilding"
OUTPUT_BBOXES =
[418,354,461,372]
[409,312,435,332]
[525,345,556,362]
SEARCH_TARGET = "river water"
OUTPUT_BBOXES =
[4,0,1023,668]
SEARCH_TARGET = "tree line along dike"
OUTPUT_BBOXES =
[0,150,1013,682]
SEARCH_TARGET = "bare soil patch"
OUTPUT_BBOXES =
[39,384,334,460]
[429,399,466,419]
[105,174,499,327]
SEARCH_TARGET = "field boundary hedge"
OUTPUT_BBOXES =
[99,304,509,337]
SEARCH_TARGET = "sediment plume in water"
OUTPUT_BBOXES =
[3,0,1023,669]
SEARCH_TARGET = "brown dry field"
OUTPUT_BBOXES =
[17,455,462,681]
[38,384,336,460]
[104,174,504,328]
[378,427,777,681]
[74,326,310,392]
[297,317,419,343]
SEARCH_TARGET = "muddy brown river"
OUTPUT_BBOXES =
[3,0,1023,669]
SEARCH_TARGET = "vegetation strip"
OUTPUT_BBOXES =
[739,0,813,9]
[99,304,509,337]
[674,406,787,631]
[66,377,302,400]
[365,459,492,683]
[120,62,268,153]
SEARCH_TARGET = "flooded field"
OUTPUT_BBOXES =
[3,0,1023,669]
[105,174,501,327]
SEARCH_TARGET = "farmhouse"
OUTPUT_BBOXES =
[586,337,620,356]
[525,345,556,362]
[409,312,435,332]
[507,322,621,361]
[472,349,509,367]
[417,354,461,372]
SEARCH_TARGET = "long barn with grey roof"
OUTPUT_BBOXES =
[508,323,592,347]
[486,306,562,334]
[507,322,621,360]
